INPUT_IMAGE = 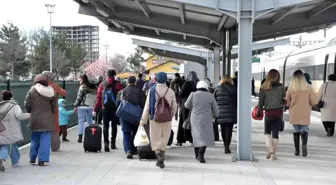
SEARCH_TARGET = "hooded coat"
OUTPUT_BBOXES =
[0,100,30,144]
[24,84,57,132]
[58,99,74,126]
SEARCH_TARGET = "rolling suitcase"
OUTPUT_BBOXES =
[83,124,102,153]
[138,123,156,160]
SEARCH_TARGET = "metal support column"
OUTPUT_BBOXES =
[236,0,254,161]
[227,30,232,76]
[213,48,220,86]
[207,49,214,83]
[222,30,227,76]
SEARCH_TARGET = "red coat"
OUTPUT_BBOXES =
[50,82,67,133]
[93,77,124,112]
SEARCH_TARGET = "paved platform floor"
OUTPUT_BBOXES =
[1,100,336,185]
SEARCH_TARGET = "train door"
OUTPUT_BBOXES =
[324,53,335,81]
[323,54,329,82]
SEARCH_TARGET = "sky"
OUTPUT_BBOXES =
[0,0,335,59]
[0,0,154,57]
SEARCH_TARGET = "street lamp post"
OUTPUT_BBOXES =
[46,4,55,72]
[103,45,109,62]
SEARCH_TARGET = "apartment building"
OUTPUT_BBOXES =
[52,25,99,63]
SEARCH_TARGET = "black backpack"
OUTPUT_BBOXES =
[102,81,117,111]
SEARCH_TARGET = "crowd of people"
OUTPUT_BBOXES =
[0,67,335,172]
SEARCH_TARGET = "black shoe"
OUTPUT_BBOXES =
[104,143,110,152]
[0,159,5,172]
[127,151,133,159]
[156,152,165,169]
[327,128,333,137]
[29,159,36,164]
[224,146,231,154]
[293,133,300,156]
[38,162,45,166]
[77,134,83,143]
[132,149,138,155]
[63,138,70,142]
[197,147,206,163]
[194,147,199,159]
[111,142,117,150]
[301,132,308,157]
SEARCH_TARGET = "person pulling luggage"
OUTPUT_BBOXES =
[139,72,177,169]
[93,70,124,152]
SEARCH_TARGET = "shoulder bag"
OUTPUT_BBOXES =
[182,93,193,130]
[318,82,328,108]
[116,90,143,125]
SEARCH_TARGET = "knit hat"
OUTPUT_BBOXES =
[196,80,208,90]
[34,74,49,86]
[128,76,136,84]
[2,90,12,101]
[107,69,116,77]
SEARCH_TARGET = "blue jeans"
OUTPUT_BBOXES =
[78,107,93,135]
[30,131,51,162]
[0,144,20,166]
[293,125,309,133]
[121,119,138,153]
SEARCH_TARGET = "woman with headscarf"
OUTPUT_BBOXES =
[185,81,218,163]
[139,72,177,169]
[24,74,57,166]
[42,71,67,152]
[143,73,157,94]
[176,71,199,146]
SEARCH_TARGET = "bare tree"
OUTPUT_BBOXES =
[0,38,27,79]
[52,48,70,80]
[110,54,128,73]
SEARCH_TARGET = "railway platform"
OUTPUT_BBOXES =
[0,98,335,185]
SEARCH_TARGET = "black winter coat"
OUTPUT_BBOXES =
[118,85,146,108]
[214,83,237,124]
[170,77,184,103]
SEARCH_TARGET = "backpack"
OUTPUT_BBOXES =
[153,88,172,123]
[102,81,117,111]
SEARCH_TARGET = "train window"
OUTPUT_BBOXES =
[328,64,334,75]
[316,64,325,80]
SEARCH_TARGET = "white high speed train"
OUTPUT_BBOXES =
[252,38,336,94]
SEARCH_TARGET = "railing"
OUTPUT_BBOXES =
[1,80,80,147]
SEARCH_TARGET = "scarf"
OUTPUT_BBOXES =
[149,84,156,120]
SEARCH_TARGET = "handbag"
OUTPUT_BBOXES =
[182,93,193,130]
[116,93,143,124]
[318,82,328,108]
[0,104,15,133]
[182,108,192,130]
[252,106,264,120]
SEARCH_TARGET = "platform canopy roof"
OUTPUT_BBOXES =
[132,38,290,65]
[75,0,336,48]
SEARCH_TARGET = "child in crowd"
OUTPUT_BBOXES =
[0,91,30,172]
[58,99,75,142]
